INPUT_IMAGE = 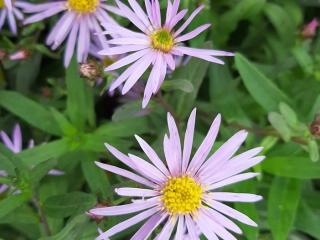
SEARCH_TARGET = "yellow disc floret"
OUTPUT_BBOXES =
[67,0,99,13]
[162,176,203,215]
[0,0,5,9]
[150,29,174,53]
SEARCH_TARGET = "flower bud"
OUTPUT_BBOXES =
[302,18,319,39]
[310,114,320,137]
[79,61,101,81]
[9,49,31,61]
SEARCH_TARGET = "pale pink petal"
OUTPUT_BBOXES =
[12,124,22,153]
[208,192,262,203]
[181,108,196,173]
[155,216,177,240]
[174,5,204,37]
[175,46,225,64]
[167,9,187,30]
[208,173,260,191]
[116,0,147,32]
[108,37,149,45]
[131,213,167,240]
[198,130,248,178]
[23,5,65,24]
[185,215,198,239]
[128,0,151,28]
[129,154,167,183]
[164,0,173,27]
[105,49,149,71]
[135,135,170,176]
[205,208,242,234]
[90,198,158,216]
[174,216,185,240]
[0,131,14,152]
[164,53,175,71]
[196,212,219,240]
[52,13,76,50]
[175,24,211,42]
[202,209,237,240]
[96,207,159,240]
[205,199,257,227]
[166,112,182,176]
[121,53,154,94]
[64,21,79,67]
[95,162,155,188]
[115,187,159,197]
[104,143,136,169]
[187,114,221,174]
[7,10,17,35]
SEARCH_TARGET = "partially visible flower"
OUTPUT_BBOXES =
[100,0,234,107]
[21,0,120,67]
[0,0,24,35]
[302,18,319,39]
[90,109,264,240]
[0,124,63,193]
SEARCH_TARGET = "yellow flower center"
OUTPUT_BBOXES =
[150,29,174,53]
[67,0,99,13]
[0,0,5,9]
[162,176,203,215]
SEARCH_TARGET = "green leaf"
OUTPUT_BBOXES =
[112,101,147,122]
[43,192,96,218]
[0,192,31,219]
[39,215,88,240]
[279,102,298,128]
[235,53,290,112]
[0,144,16,176]
[171,43,211,118]
[292,47,314,74]
[81,152,112,200]
[308,139,319,162]
[268,112,291,141]
[161,79,194,93]
[264,3,296,45]
[50,108,77,136]
[0,90,61,136]
[18,139,69,167]
[66,58,95,130]
[268,177,301,240]
[295,201,320,239]
[30,159,58,187]
[262,156,320,179]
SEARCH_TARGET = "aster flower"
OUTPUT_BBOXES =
[0,0,24,35]
[0,124,63,193]
[90,109,264,240]
[99,0,234,108]
[20,0,120,67]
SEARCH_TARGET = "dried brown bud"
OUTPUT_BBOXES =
[41,87,52,98]
[310,114,320,137]
[9,49,31,61]
[79,61,101,81]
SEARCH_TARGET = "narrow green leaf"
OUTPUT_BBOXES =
[235,53,290,112]
[162,79,194,93]
[279,102,298,128]
[39,215,88,240]
[268,177,301,240]
[50,108,77,136]
[262,156,320,179]
[81,153,112,200]
[43,192,96,218]
[0,192,31,219]
[295,201,320,239]
[268,112,291,141]
[66,58,95,130]
[18,139,69,167]
[0,90,61,136]
[308,139,319,162]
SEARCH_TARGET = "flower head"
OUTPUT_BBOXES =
[0,124,63,193]
[302,18,319,39]
[0,0,24,35]
[99,0,234,108]
[21,0,119,67]
[90,109,264,240]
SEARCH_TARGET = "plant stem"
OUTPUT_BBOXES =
[32,195,51,236]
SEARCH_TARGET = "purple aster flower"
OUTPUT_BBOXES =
[90,109,264,240]
[0,124,63,193]
[99,0,234,108]
[0,0,24,35]
[20,0,120,67]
